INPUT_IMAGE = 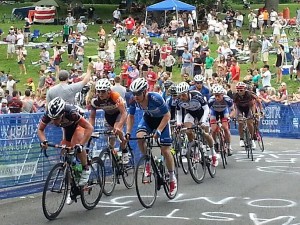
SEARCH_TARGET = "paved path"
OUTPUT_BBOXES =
[1,136,300,225]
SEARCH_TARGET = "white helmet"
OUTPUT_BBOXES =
[211,85,224,94]
[194,74,205,82]
[48,97,66,119]
[95,78,111,91]
[130,78,148,93]
[177,82,190,94]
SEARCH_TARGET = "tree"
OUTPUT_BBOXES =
[265,0,279,12]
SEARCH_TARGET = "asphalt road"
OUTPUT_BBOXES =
[1,136,300,225]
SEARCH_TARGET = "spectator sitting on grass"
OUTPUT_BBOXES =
[292,87,300,103]
[270,82,288,103]
[24,78,35,93]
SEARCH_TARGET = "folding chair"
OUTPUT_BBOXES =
[31,29,40,42]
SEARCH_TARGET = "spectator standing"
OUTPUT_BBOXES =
[62,22,70,43]
[125,15,135,36]
[8,90,22,113]
[176,33,187,68]
[261,65,272,88]
[269,9,278,26]
[165,50,176,77]
[258,11,264,35]
[6,30,16,59]
[249,35,261,70]
[181,47,192,79]
[22,89,37,113]
[107,34,116,59]
[204,51,214,81]
[146,65,157,92]
[275,44,285,84]
[248,10,255,33]
[251,14,258,34]
[272,20,282,44]
[111,76,126,99]
[65,13,76,33]
[6,75,16,96]
[292,40,300,80]
[46,63,92,104]
[193,51,203,76]
[76,19,87,33]
[262,10,269,30]
[23,17,31,44]
[16,29,24,48]
[261,36,272,65]
[112,8,121,25]
[235,11,244,29]
[230,59,241,93]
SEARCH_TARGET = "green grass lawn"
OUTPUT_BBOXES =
[0,3,299,94]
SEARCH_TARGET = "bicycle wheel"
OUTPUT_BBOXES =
[81,159,104,210]
[42,163,68,220]
[217,133,226,169]
[187,142,206,184]
[135,155,157,208]
[163,154,179,199]
[244,129,253,161]
[256,130,265,152]
[206,154,216,178]
[178,135,189,174]
[122,147,135,189]
[100,148,117,196]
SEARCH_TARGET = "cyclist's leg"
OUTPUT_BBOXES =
[71,125,88,167]
[209,109,218,141]
[221,108,231,144]
[246,109,255,139]
[183,113,195,144]
[136,117,151,154]
[160,123,174,173]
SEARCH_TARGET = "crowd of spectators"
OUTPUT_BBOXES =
[0,6,300,115]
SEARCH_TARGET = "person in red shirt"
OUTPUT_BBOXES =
[230,59,240,93]
[125,15,135,36]
[8,90,23,113]
[146,65,157,92]
[160,42,172,66]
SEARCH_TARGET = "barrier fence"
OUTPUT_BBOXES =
[0,102,299,199]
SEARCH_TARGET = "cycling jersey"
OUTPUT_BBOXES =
[91,91,125,115]
[189,84,210,101]
[233,90,257,109]
[129,92,169,117]
[41,104,81,128]
[176,90,209,124]
[41,104,82,142]
[208,95,233,112]
[129,92,172,146]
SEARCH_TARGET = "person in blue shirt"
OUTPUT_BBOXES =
[126,78,177,196]
[189,74,210,101]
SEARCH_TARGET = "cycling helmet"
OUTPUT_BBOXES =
[130,78,148,93]
[211,85,224,94]
[236,82,247,90]
[177,82,190,94]
[95,78,111,91]
[169,84,177,95]
[163,80,174,89]
[194,74,205,82]
[48,97,66,119]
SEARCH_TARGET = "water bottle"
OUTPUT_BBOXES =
[72,157,82,182]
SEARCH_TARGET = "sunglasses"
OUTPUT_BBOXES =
[97,90,107,94]
[132,90,144,96]
[214,94,222,97]
[236,89,244,92]
[195,81,203,84]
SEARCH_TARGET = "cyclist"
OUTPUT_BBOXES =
[126,78,177,195]
[38,97,93,204]
[166,84,178,121]
[89,78,129,163]
[189,74,210,101]
[208,85,234,156]
[176,82,218,167]
[233,82,263,149]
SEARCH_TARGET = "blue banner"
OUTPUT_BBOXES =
[0,103,299,199]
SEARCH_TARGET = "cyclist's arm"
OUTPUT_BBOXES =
[176,106,183,125]
[157,111,171,133]
[77,117,94,145]
[126,114,135,134]
[37,121,47,142]
[115,100,128,129]
[89,108,96,127]
[201,104,209,124]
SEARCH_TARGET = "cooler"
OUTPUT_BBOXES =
[282,65,292,75]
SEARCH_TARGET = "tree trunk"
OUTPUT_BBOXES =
[265,0,279,13]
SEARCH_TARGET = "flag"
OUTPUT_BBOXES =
[34,6,56,23]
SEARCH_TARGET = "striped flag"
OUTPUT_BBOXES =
[34,6,56,23]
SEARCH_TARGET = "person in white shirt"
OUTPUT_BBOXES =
[235,11,244,29]
[137,33,146,48]
[270,9,278,25]
[208,17,216,37]
[126,40,137,61]
[65,13,76,32]
[16,29,24,48]
[107,34,116,59]
[251,15,258,34]
[112,8,121,25]
[229,34,238,55]
[258,12,264,35]
[261,65,272,87]
[220,20,228,41]
[176,34,187,67]
[214,19,222,44]
[261,36,272,65]
[76,20,87,33]
[272,20,282,43]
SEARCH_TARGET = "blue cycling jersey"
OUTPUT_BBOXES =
[128,92,169,117]
[176,90,207,112]
[208,95,233,112]
[189,85,210,101]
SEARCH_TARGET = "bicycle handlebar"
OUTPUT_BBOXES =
[41,143,73,158]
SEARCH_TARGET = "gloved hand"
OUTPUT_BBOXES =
[40,140,48,150]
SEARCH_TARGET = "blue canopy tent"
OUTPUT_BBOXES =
[145,0,197,26]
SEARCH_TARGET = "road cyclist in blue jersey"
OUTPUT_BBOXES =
[125,78,177,195]
[176,82,218,167]
[208,85,234,156]
[189,74,211,101]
